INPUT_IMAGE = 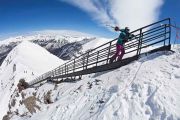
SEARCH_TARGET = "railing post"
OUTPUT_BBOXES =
[73,59,75,72]
[59,67,61,75]
[164,24,167,46]
[67,64,68,74]
[56,68,59,75]
[137,29,142,56]
[62,67,63,75]
[168,18,171,45]
[86,52,89,69]
[54,69,56,76]
[82,55,85,70]
[106,42,112,64]
[52,70,55,78]
[96,51,99,66]
[138,33,143,55]
[65,63,67,74]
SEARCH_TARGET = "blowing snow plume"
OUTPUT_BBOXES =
[60,0,164,30]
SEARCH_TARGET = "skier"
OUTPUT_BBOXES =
[110,26,134,63]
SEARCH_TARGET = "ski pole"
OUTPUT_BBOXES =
[106,24,116,29]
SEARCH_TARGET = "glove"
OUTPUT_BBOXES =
[128,34,134,39]
[114,26,120,31]
[131,34,135,38]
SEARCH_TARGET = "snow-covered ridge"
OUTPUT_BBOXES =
[0,41,65,120]
[5,30,180,120]
[0,41,64,77]
[1,44,180,120]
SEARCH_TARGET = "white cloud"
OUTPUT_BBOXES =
[60,0,164,31]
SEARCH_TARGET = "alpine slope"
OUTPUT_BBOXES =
[0,36,180,120]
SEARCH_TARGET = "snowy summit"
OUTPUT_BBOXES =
[0,39,180,120]
[0,41,64,120]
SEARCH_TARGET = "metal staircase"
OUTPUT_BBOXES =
[29,18,171,86]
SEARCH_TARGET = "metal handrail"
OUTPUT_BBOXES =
[29,18,171,86]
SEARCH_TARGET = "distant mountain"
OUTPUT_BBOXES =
[0,30,108,65]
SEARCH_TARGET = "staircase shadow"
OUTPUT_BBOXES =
[139,50,174,62]
[50,77,82,84]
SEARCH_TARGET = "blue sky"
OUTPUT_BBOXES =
[0,0,179,39]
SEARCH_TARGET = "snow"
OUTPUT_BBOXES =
[0,41,64,120]
[82,37,111,52]
[0,32,180,120]
[3,45,180,120]
[0,41,64,79]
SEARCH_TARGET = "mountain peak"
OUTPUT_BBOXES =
[0,41,65,119]
[1,41,64,77]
